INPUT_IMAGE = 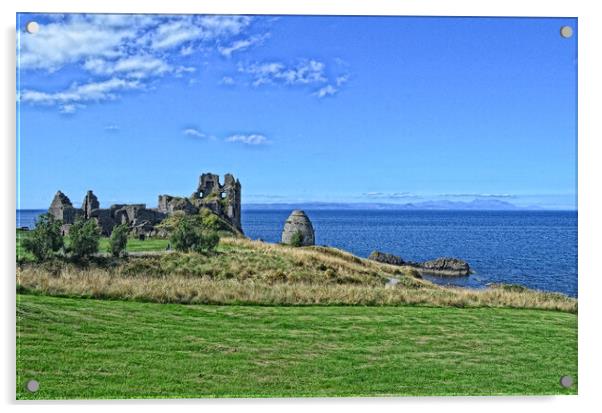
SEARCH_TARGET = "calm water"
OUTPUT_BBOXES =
[18,209,578,296]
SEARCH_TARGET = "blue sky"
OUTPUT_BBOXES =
[17,14,577,209]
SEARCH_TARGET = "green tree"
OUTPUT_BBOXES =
[170,216,219,253]
[21,213,64,261]
[109,224,129,257]
[289,231,304,247]
[69,218,100,259]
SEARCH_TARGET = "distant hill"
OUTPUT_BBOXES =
[243,199,546,211]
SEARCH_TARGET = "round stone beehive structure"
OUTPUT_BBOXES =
[281,210,315,246]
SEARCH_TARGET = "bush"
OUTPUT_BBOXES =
[109,224,129,257]
[289,231,304,247]
[21,213,64,261]
[170,216,220,253]
[200,208,221,231]
[69,219,100,259]
[157,209,235,237]
[198,230,219,253]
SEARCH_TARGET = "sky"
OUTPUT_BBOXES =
[16,14,577,210]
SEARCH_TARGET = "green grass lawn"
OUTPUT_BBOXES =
[17,230,169,261]
[98,237,169,253]
[16,294,577,399]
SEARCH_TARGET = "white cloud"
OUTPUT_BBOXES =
[59,104,79,114]
[314,84,338,98]
[104,124,120,132]
[18,14,261,112]
[336,74,349,86]
[362,192,419,199]
[183,128,207,138]
[147,15,252,50]
[218,33,270,57]
[197,15,253,39]
[20,77,142,105]
[239,60,327,86]
[174,66,196,77]
[225,134,269,145]
[180,45,194,56]
[313,74,349,98]
[221,76,235,85]
[441,193,517,198]
[84,55,172,79]
[18,19,137,71]
[150,19,202,50]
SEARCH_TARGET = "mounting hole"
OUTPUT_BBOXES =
[560,375,574,388]
[560,26,573,39]
[26,379,39,392]
[25,21,39,34]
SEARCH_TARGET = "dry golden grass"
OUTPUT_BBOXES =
[16,268,577,312]
[17,238,577,313]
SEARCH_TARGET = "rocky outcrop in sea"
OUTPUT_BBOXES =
[368,250,471,276]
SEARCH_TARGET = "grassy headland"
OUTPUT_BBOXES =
[16,230,577,398]
[17,237,577,312]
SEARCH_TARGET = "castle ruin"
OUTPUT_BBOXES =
[48,173,242,236]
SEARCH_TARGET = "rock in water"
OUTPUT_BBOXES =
[281,210,315,246]
[368,251,405,266]
[420,257,470,276]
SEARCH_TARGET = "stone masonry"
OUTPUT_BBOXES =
[48,173,242,236]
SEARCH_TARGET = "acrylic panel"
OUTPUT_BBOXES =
[16,13,578,399]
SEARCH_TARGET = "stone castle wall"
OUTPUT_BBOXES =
[48,173,242,236]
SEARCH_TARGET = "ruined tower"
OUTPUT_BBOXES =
[188,172,242,232]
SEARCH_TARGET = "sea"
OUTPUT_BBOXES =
[17,209,578,297]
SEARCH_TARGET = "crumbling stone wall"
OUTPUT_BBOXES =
[48,172,243,236]
[161,172,242,232]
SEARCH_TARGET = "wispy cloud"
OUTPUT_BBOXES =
[225,134,269,145]
[239,60,327,86]
[361,191,519,200]
[20,77,142,106]
[142,15,252,50]
[58,103,82,114]
[221,76,235,85]
[104,124,120,132]
[336,74,349,86]
[238,59,350,98]
[183,128,214,139]
[314,84,338,98]
[18,14,259,112]
[19,14,351,110]
[441,193,517,198]
[83,55,173,79]
[313,74,349,98]
[218,33,270,57]
[362,192,420,199]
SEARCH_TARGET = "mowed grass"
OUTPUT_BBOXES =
[98,237,169,253]
[16,295,577,399]
[16,230,169,262]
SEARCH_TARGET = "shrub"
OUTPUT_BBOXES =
[157,209,235,237]
[200,208,221,231]
[109,224,129,257]
[170,216,220,253]
[69,219,100,259]
[21,213,64,261]
[197,230,219,253]
[289,231,304,247]
[406,268,422,279]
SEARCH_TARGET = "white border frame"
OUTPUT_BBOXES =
[2,1,600,412]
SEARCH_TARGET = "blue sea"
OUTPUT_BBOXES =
[17,209,578,297]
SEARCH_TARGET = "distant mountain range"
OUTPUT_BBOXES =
[243,199,546,211]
